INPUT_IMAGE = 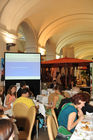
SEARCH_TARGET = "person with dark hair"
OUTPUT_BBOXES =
[0,119,14,140]
[0,88,13,114]
[4,85,17,116]
[56,91,93,118]
[5,85,17,106]
[58,92,88,133]
[17,81,27,98]
[13,88,35,108]
[49,80,57,89]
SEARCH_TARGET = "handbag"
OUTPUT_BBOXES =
[55,125,72,140]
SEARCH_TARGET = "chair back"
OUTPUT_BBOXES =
[25,106,36,140]
[13,102,29,128]
[48,93,56,105]
[63,92,70,98]
[13,103,36,140]
[51,108,58,128]
[47,115,57,140]
[13,102,29,117]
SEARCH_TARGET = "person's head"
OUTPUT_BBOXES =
[21,88,30,97]
[71,86,81,96]
[81,91,90,103]
[7,85,16,96]
[54,85,62,95]
[0,119,14,140]
[20,81,26,89]
[71,92,89,109]
[53,80,56,85]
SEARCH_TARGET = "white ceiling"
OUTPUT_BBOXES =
[0,0,93,59]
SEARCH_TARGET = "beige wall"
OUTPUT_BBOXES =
[63,47,74,58]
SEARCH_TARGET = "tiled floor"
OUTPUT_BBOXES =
[34,128,49,140]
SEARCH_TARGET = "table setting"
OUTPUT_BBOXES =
[70,112,93,140]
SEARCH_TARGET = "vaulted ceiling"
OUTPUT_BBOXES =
[0,0,93,60]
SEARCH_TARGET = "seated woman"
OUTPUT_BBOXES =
[46,85,64,115]
[52,86,64,109]
[0,88,10,113]
[58,92,88,133]
[5,85,17,106]
[0,119,15,140]
[4,85,17,116]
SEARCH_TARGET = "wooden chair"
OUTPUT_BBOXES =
[48,93,56,105]
[51,108,58,128]
[63,92,70,98]
[19,106,36,140]
[13,102,29,129]
[13,102,29,117]
[47,115,57,140]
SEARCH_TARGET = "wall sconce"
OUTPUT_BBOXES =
[6,43,16,50]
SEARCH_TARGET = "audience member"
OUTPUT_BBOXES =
[0,119,15,140]
[46,85,64,115]
[4,85,17,116]
[49,80,57,89]
[13,88,35,108]
[56,91,93,117]
[52,86,64,109]
[58,92,87,133]
[0,88,12,113]
[17,81,27,98]
[4,85,16,107]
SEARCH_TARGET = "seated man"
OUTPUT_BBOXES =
[17,81,27,98]
[49,80,57,89]
[13,88,35,108]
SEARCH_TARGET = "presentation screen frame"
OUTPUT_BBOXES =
[4,52,41,80]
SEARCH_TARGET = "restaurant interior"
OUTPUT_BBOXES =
[0,0,93,140]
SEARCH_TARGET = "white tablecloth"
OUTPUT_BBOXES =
[36,95,48,104]
[33,99,46,117]
[70,114,93,140]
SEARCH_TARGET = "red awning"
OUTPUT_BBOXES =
[41,57,93,67]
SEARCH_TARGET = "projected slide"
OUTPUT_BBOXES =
[5,53,40,80]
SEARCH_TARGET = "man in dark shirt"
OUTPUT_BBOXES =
[17,81,27,98]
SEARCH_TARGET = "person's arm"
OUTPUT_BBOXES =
[3,106,11,111]
[5,94,14,105]
[67,111,84,131]
[0,104,11,111]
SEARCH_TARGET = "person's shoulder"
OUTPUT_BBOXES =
[17,88,22,92]
[25,97,34,102]
[6,94,10,98]
[69,105,77,112]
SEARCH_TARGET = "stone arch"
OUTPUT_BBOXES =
[17,21,38,52]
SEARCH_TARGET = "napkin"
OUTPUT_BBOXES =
[86,112,93,116]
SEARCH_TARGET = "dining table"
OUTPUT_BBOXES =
[70,112,93,140]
